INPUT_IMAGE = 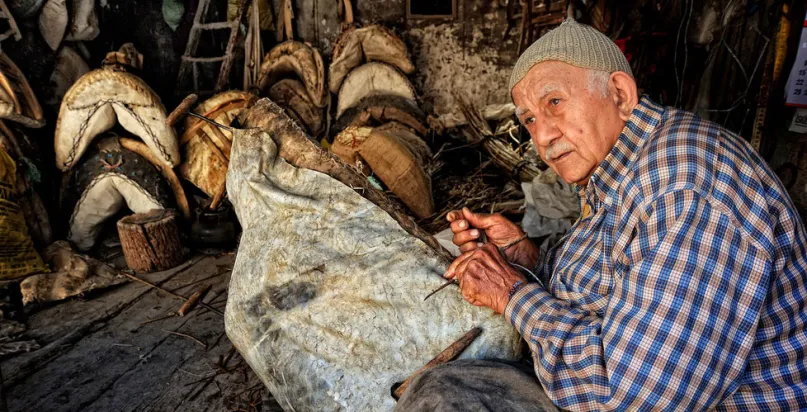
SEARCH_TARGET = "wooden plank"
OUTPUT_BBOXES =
[1,256,211,386]
[65,260,282,411]
[94,280,274,411]
[2,255,233,411]
[143,346,282,412]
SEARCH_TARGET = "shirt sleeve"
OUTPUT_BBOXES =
[533,240,557,287]
[505,189,771,411]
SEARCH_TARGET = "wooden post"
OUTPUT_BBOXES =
[117,209,185,273]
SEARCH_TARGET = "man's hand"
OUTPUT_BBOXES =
[444,243,527,314]
[447,207,539,269]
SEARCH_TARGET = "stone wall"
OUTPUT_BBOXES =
[290,0,520,118]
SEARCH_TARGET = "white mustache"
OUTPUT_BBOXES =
[544,142,573,161]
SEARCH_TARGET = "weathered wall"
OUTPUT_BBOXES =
[10,0,518,119]
[290,0,519,118]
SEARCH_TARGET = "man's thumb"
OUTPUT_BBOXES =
[462,207,495,229]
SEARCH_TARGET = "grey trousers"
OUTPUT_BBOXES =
[395,359,560,412]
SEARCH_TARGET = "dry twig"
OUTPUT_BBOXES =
[455,94,543,182]
[138,313,177,326]
[162,329,207,348]
[121,270,224,316]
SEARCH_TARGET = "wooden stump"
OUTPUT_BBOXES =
[117,209,185,273]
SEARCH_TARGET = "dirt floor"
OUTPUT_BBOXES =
[1,254,284,412]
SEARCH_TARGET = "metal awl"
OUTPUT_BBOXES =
[423,279,458,301]
[423,232,529,301]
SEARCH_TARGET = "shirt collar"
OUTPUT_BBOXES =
[576,96,665,205]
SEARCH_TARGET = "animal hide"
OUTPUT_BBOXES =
[332,124,434,218]
[55,68,179,171]
[46,47,89,108]
[334,94,426,136]
[257,41,327,108]
[65,0,99,41]
[63,137,173,251]
[20,241,126,304]
[329,25,415,94]
[267,79,324,137]
[180,90,257,198]
[225,107,520,409]
[336,62,416,118]
[0,54,45,129]
[38,0,68,51]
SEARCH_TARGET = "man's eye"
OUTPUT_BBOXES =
[550,98,561,106]
[524,117,535,125]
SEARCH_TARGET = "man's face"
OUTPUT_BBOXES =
[512,62,627,186]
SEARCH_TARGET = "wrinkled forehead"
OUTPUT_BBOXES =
[512,61,578,102]
[515,62,598,109]
[512,78,564,112]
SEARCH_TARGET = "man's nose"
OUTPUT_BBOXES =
[530,116,562,148]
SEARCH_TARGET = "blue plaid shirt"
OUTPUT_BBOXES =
[505,97,807,410]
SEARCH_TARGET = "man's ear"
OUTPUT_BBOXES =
[609,72,639,121]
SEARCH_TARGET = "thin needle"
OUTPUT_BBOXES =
[188,112,233,131]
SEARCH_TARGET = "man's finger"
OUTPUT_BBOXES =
[453,229,481,246]
[454,252,478,287]
[444,250,474,279]
[461,207,500,230]
[461,286,474,302]
[446,210,461,222]
[458,242,483,253]
[449,219,468,233]
[478,242,503,258]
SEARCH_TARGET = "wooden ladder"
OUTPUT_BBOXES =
[176,0,250,96]
[0,0,22,43]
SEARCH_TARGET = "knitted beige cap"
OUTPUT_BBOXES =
[509,19,633,93]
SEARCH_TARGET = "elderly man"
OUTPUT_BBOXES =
[440,20,807,411]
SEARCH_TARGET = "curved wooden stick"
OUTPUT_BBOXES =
[343,0,353,25]
[0,53,44,126]
[393,327,483,399]
[119,138,191,220]
[166,94,199,127]
[0,74,22,115]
